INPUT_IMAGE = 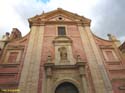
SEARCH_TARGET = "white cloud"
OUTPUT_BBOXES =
[0,0,101,38]
[0,0,45,38]
[0,0,124,42]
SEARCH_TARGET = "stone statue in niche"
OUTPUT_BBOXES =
[58,47,67,60]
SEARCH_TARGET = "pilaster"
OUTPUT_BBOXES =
[19,25,44,93]
[78,25,113,93]
[76,61,88,93]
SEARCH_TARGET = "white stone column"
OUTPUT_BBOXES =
[19,25,44,93]
[78,25,113,93]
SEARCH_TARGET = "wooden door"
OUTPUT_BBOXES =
[55,82,79,93]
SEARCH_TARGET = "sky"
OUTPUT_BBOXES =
[0,0,125,43]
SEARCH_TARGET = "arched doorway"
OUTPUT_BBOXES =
[55,82,79,93]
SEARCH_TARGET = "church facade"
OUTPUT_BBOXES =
[0,8,125,93]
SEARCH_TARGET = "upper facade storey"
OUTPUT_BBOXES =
[28,8,91,27]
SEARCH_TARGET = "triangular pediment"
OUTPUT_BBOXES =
[43,8,83,21]
[29,8,91,26]
[46,14,76,22]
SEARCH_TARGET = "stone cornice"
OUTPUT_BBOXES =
[7,45,25,50]
[99,45,114,49]
[0,63,20,68]
[44,62,86,70]
[29,20,91,26]
[0,81,18,88]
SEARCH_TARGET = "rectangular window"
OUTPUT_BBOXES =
[8,52,18,63]
[105,51,116,61]
[58,27,66,36]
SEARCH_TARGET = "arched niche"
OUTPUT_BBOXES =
[53,36,74,64]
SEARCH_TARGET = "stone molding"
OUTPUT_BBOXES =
[0,63,20,67]
[53,36,72,44]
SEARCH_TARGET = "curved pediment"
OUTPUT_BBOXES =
[53,36,72,44]
[28,8,91,26]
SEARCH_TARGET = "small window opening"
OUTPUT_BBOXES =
[58,27,66,36]
[58,17,62,20]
